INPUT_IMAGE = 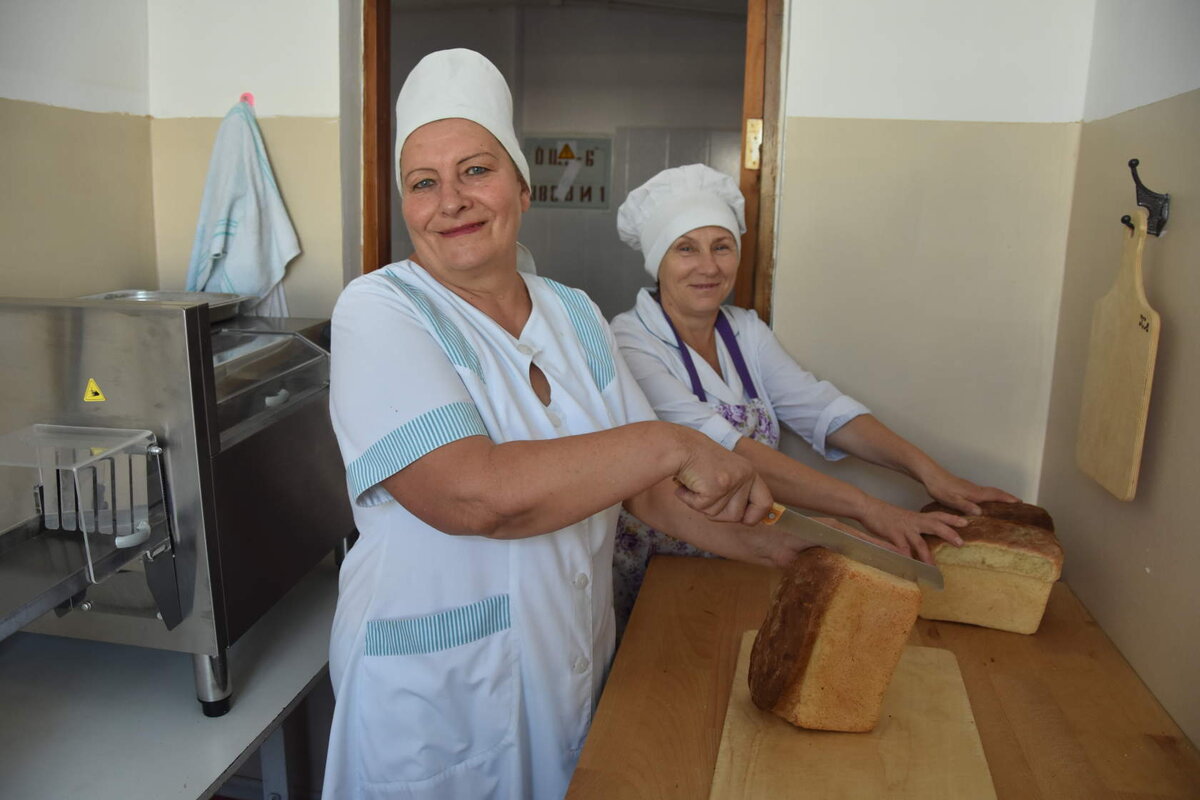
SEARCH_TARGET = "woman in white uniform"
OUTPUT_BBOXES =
[323,53,807,800]
[610,164,1018,628]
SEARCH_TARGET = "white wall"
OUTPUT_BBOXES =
[773,0,1097,506]
[784,0,1095,122]
[0,0,149,113]
[147,0,340,118]
[0,0,342,119]
[1033,0,1200,746]
[1083,0,1200,121]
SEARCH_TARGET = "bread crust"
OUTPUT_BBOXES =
[749,548,920,732]
[749,548,840,712]
[921,500,1055,532]
[928,518,1064,581]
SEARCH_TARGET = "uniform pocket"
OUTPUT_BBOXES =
[356,594,518,786]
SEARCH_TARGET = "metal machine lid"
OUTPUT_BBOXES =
[78,291,252,322]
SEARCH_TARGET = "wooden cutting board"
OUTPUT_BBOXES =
[709,631,996,800]
[1076,207,1161,501]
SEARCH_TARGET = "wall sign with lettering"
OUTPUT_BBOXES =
[523,137,611,209]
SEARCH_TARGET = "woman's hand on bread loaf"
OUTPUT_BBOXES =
[922,469,1020,516]
[857,498,967,564]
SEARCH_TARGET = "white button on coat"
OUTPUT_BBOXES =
[573,573,589,589]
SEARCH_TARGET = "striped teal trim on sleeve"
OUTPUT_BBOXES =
[379,270,484,382]
[365,594,510,656]
[544,278,615,392]
[346,401,489,502]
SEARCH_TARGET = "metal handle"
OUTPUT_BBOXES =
[1126,158,1169,236]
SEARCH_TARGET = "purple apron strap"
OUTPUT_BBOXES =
[656,297,759,403]
[656,299,708,402]
[714,311,759,400]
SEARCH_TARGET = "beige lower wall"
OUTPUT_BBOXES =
[0,98,157,297]
[772,117,1079,507]
[1038,88,1200,745]
[151,116,344,318]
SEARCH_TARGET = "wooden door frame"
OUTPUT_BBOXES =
[362,0,390,273]
[735,0,783,323]
[360,0,784,313]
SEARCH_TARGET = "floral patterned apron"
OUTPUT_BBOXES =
[612,306,779,637]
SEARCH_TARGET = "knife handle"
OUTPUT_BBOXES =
[762,503,786,525]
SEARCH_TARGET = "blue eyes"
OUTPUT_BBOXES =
[409,165,490,192]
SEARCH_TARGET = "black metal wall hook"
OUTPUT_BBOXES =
[1126,158,1169,236]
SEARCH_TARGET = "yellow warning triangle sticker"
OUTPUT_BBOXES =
[557,143,576,161]
[83,378,107,402]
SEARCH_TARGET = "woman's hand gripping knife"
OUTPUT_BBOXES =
[622,426,862,570]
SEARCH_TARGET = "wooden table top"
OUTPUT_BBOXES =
[567,556,1200,799]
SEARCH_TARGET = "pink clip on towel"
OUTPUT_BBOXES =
[239,92,255,107]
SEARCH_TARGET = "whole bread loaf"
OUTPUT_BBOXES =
[919,502,1063,634]
[748,547,920,733]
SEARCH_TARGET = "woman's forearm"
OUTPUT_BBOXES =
[734,429,969,561]
[383,420,770,539]
[824,414,1020,515]
[824,415,941,484]
[734,435,872,519]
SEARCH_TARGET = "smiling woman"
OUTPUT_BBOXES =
[400,120,531,290]
[609,164,1018,633]
[320,49,822,800]
[657,225,741,360]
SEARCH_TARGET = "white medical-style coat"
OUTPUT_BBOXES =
[611,287,869,458]
[323,262,656,800]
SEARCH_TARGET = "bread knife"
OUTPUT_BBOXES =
[763,503,944,590]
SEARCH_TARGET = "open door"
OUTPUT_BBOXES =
[361,0,783,317]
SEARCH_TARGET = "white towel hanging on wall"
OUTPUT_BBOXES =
[185,94,299,316]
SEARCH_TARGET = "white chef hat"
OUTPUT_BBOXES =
[394,49,536,274]
[616,164,746,279]
[394,48,530,192]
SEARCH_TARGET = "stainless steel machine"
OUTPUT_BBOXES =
[0,293,353,715]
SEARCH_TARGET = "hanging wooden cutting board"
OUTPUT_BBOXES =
[1076,207,1161,501]
[709,631,996,800]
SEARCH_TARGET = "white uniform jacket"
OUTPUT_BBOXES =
[324,262,656,800]
[611,287,869,457]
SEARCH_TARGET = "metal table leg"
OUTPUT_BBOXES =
[193,651,231,717]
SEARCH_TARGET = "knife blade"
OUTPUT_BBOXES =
[763,503,943,589]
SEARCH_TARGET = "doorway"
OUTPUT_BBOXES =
[362,0,781,322]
